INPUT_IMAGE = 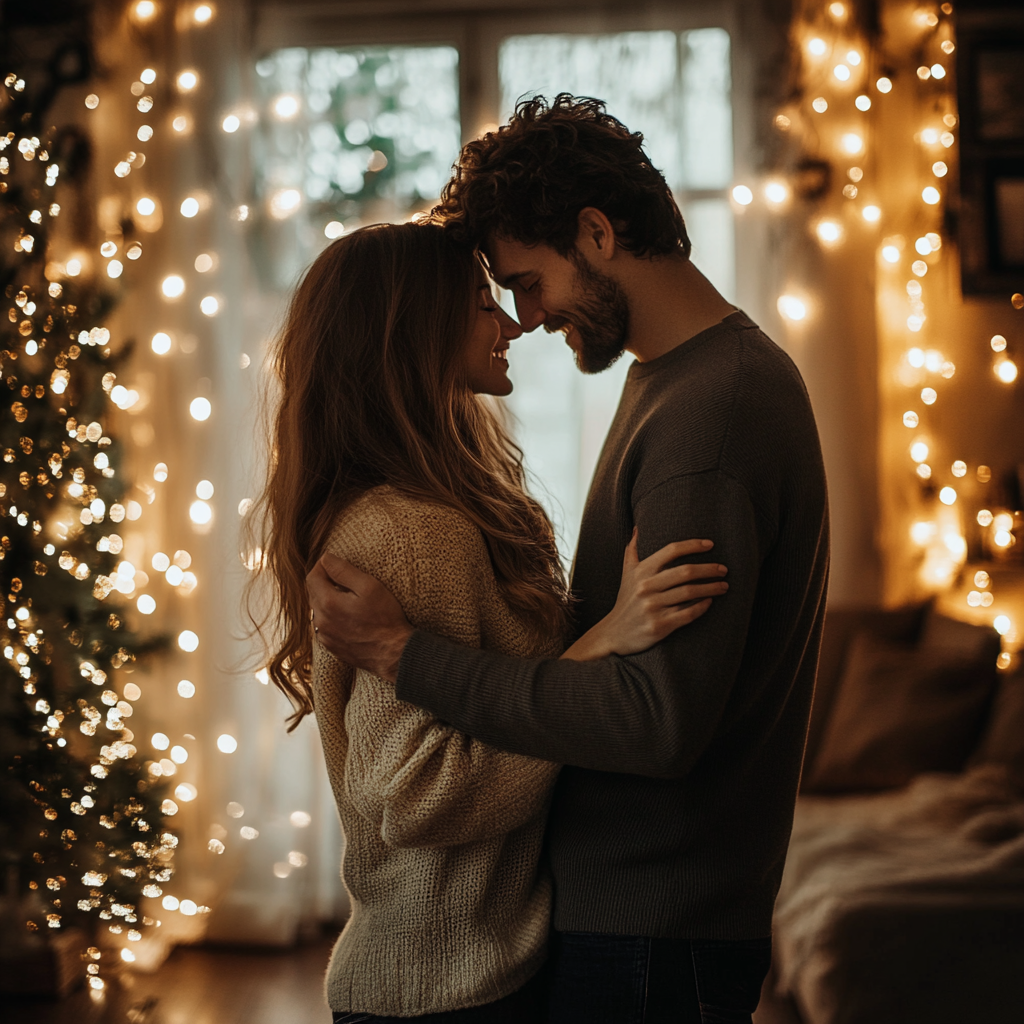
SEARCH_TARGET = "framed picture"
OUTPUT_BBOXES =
[956,8,1024,294]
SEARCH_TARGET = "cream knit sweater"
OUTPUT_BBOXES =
[311,485,563,1016]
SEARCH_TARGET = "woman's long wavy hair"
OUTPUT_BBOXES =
[247,222,570,729]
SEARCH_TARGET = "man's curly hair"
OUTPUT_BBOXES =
[433,94,691,260]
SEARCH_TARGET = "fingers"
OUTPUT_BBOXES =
[641,538,714,573]
[316,553,372,593]
[654,580,729,607]
[621,527,639,569]
[668,597,713,627]
[643,562,728,592]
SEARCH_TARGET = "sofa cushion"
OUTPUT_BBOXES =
[919,607,1003,663]
[970,672,1024,787]
[805,633,996,793]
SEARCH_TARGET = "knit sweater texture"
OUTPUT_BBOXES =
[311,486,563,1016]
[398,311,830,941]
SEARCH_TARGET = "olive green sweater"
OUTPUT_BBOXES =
[311,486,562,1016]
[398,312,830,940]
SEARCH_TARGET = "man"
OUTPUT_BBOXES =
[308,95,829,1022]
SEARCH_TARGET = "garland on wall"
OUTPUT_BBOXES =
[740,0,1020,664]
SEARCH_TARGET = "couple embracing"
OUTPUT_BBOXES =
[252,95,829,1023]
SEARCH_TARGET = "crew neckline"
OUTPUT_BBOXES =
[626,309,755,380]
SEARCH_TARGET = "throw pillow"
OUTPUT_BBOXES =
[805,632,997,793]
[970,672,1024,787]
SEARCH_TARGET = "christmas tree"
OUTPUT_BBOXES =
[0,64,172,994]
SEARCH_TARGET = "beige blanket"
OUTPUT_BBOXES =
[773,767,1024,1024]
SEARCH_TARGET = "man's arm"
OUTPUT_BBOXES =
[308,471,764,779]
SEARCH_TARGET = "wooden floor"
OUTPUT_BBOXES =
[2,935,335,1024]
[2,937,802,1024]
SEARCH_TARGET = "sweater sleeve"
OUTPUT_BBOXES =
[396,470,767,779]
[327,498,560,849]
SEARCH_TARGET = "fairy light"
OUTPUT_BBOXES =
[731,185,753,205]
[777,295,807,321]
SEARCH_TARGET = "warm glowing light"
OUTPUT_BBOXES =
[162,895,179,911]
[994,513,1014,532]
[180,196,200,218]
[272,94,300,119]
[152,732,170,750]
[840,132,863,155]
[994,530,1014,548]
[256,667,270,685]
[910,521,935,545]
[268,188,302,220]
[121,948,136,963]
[829,1,846,17]
[855,94,871,111]
[176,70,198,92]
[161,275,185,299]
[178,630,199,652]
[66,258,82,277]
[190,397,212,421]
[932,161,948,177]
[136,197,156,216]
[833,64,851,82]
[731,185,753,205]
[862,205,881,222]
[952,460,967,478]
[764,181,789,205]
[134,1,156,19]
[137,594,156,615]
[189,500,212,525]
[910,441,929,463]
[882,245,900,263]
[222,114,240,133]
[912,260,928,277]
[152,551,170,571]
[217,733,238,753]
[994,615,1012,636]
[922,186,941,205]
[978,510,994,527]
[939,486,957,505]
[991,334,1007,352]
[290,810,312,827]
[170,744,188,764]
[921,128,940,145]
[917,66,932,81]
[195,479,214,499]
[172,115,189,133]
[921,387,937,405]
[151,331,172,354]
[975,570,991,589]
[812,97,828,113]
[995,359,1018,383]
[193,3,213,23]
[106,260,123,279]
[177,679,196,698]
[777,295,807,322]
[199,295,219,316]
[816,220,843,245]
[903,411,919,428]
[916,463,932,480]
[908,347,925,368]
[175,783,197,802]
[141,68,156,84]
[930,64,946,79]
[324,220,345,239]
[808,37,827,56]
[876,76,892,93]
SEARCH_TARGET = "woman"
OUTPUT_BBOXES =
[250,222,727,1021]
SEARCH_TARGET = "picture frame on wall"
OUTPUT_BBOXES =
[956,8,1024,295]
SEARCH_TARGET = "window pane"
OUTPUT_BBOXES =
[498,29,734,568]
[254,46,460,286]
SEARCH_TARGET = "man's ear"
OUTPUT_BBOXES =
[576,207,617,262]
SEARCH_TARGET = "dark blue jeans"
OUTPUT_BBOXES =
[546,931,772,1024]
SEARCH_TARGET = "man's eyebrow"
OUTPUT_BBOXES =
[494,271,532,288]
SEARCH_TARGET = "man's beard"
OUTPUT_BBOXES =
[545,253,630,374]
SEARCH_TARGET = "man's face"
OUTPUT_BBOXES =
[486,236,630,375]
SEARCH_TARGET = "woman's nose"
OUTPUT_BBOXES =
[495,303,524,341]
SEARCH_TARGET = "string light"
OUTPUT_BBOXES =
[731,184,753,205]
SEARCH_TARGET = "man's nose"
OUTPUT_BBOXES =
[494,303,524,341]
[513,293,547,334]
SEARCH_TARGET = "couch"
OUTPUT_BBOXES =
[757,605,1024,1024]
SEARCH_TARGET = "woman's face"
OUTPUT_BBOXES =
[463,265,523,397]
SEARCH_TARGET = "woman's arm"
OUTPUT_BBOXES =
[561,530,728,661]
[322,493,559,848]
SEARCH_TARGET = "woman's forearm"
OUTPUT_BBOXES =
[560,621,614,661]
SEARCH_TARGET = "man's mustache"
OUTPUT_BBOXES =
[543,316,571,334]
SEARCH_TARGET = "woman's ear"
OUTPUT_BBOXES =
[576,207,617,262]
